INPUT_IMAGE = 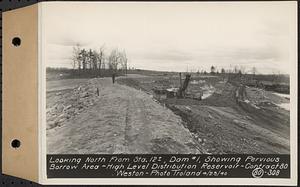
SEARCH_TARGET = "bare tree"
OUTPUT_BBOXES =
[79,49,88,71]
[89,50,97,70]
[239,66,246,74]
[221,68,225,74]
[119,49,128,75]
[234,66,239,74]
[72,44,82,73]
[108,48,121,72]
[71,43,130,78]
[210,66,216,74]
[87,49,93,70]
[97,45,105,73]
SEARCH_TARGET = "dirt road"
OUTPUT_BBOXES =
[47,78,199,154]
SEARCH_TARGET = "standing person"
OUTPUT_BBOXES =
[112,72,116,84]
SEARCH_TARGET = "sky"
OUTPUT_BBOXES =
[41,2,297,74]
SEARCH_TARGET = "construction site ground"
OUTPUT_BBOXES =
[47,77,199,154]
[47,74,290,154]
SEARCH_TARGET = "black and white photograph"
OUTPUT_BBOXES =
[1,1,297,185]
[45,2,294,155]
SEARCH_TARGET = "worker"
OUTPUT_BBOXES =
[112,73,116,84]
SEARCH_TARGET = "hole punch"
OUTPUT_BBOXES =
[11,139,21,148]
[12,37,21,47]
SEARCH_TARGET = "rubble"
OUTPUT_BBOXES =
[46,80,100,130]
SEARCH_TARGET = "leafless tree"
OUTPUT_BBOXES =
[108,48,121,72]
[221,68,225,74]
[79,49,87,71]
[239,66,246,74]
[89,50,97,70]
[97,45,105,72]
[234,66,239,74]
[210,66,216,74]
[72,44,82,72]
[71,43,128,77]
[107,48,128,74]
[119,49,128,75]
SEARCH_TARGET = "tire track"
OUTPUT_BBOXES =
[124,92,152,153]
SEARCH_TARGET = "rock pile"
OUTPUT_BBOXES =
[47,80,100,130]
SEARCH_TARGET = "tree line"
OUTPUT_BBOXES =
[72,44,128,76]
[208,65,256,75]
[192,65,259,76]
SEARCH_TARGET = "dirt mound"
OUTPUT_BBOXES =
[46,79,100,130]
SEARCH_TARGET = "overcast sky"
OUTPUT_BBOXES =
[41,2,296,74]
